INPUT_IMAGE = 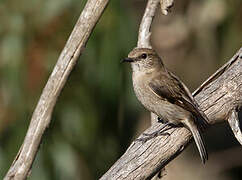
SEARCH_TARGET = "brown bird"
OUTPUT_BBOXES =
[123,48,209,163]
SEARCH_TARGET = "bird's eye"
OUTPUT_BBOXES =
[141,53,147,59]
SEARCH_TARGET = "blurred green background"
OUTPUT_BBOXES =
[0,0,241,179]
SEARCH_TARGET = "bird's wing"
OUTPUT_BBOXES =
[148,71,209,129]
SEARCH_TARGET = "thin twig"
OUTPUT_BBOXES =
[4,0,109,179]
[137,0,175,48]
[137,0,159,48]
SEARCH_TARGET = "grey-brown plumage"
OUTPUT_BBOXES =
[123,48,209,163]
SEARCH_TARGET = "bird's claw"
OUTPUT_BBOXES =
[136,131,170,143]
[157,117,164,123]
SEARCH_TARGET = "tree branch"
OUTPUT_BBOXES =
[100,47,242,179]
[137,0,159,48]
[137,0,174,48]
[4,0,109,179]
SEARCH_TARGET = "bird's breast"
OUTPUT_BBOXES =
[132,72,190,123]
[132,73,161,112]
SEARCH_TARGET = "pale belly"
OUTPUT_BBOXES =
[133,78,191,124]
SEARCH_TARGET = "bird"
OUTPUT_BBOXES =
[122,47,209,163]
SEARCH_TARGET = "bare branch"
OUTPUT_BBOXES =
[100,48,242,179]
[137,0,159,48]
[137,0,175,48]
[4,0,109,179]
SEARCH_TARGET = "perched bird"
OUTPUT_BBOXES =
[123,48,209,163]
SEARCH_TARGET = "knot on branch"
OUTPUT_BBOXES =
[160,0,174,15]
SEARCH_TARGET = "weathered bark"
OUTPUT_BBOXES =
[4,0,109,179]
[100,48,242,179]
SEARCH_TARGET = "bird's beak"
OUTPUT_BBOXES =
[121,58,134,63]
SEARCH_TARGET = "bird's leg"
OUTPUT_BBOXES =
[157,117,170,124]
[157,117,164,123]
[143,122,174,137]
[136,122,175,143]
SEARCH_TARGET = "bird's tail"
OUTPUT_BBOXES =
[196,110,209,131]
[185,119,208,163]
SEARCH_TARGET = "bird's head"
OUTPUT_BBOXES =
[122,48,164,72]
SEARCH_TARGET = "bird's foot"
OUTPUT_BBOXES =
[136,123,174,143]
[157,117,169,124]
[136,131,170,143]
[157,117,164,123]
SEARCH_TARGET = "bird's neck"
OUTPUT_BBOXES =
[132,67,161,80]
